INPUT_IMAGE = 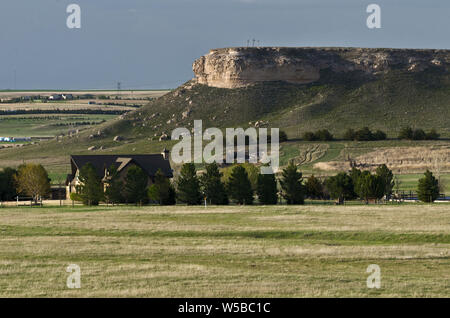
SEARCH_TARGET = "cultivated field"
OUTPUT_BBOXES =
[0,90,169,138]
[0,204,448,297]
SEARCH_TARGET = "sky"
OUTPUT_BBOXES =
[0,0,448,90]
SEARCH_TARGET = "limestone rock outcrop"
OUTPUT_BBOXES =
[193,47,450,89]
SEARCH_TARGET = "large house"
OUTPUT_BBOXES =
[66,149,173,199]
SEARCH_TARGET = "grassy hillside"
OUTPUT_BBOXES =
[0,63,448,178]
[105,66,450,140]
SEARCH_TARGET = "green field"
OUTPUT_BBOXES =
[0,204,448,297]
[0,114,115,137]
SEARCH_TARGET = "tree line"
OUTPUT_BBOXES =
[0,162,442,206]
[70,162,443,206]
[295,127,441,142]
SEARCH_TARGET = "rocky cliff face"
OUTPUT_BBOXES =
[193,47,450,89]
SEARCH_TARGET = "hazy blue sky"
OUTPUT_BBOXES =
[0,0,448,89]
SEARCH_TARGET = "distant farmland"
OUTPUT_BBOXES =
[0,90,169,138]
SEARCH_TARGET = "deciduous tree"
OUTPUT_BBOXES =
[15,164,50,204]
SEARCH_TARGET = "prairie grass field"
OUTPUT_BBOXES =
[0,204,448,297]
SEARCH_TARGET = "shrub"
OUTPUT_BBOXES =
[425,129,440,140]
[302,130,333,141]
[344,128,387,141]
[373,130,387,140]
[354,127,374,141]
[70,192,82,202]
[315,129,334,141]
[302,131,317,141]
[412,129,426,140]
[343,128,356,141]
[279,130,288,142]
[398,127,414,140]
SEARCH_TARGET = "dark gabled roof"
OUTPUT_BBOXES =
[70,154,173,179]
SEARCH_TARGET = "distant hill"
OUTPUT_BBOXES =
[0,47,449,176]
[100,47,449,140]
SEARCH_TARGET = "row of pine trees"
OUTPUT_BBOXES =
[72,161,441,206]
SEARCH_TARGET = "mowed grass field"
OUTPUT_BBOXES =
[0,204,449,297]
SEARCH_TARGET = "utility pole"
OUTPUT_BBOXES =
[117,82,121,96]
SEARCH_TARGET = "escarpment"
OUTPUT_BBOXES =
[193,47,450,88]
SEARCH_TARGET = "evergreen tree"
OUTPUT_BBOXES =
[417,170,440,203]
[376,164,394,199]
[280,162,304,204]
[148,169,176,205]
[77,163,104,206]
[325,172,354,204]
[104,165,123,205]
[0,167,18,202]
[305,174,324,199]
[222,163,259,191]
[256,170,278,205]
[227,165,254,205]
[200,163,228,205]
[177,163,202,205]
[124,165,148,205]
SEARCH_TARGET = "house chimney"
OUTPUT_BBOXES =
[162,148,170,160]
